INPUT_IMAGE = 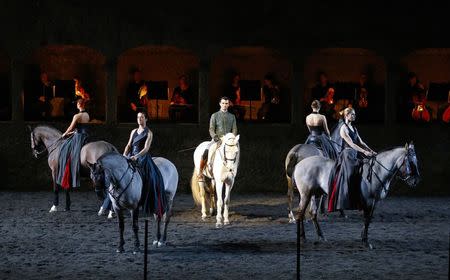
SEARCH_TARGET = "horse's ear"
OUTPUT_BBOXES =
[404,143,408,150]
[27,125,32,133]
[235,134,240,142]
[409,141,414,147]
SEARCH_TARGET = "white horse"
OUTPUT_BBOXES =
[191,133,240,228]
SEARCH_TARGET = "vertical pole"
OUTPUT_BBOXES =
[144,219,148,280]
[296,219,300,280]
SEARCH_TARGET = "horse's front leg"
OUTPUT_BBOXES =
[223,183,232,225]
[361,204,375,250]
[65,188,71,211]
[50,182,59,213]
[131,208,140,254]
[215,181,224,228]
[116,210,125,253]
[198,178,208,220]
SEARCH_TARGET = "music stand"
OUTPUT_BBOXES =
[427,82,450,102]
[54,80,75,120]
[239,80,261,120]
[146,80,168,120]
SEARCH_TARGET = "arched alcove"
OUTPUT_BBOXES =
[117,46,199,122]
[24,45,106,121]
[211,47,293,122]
[304,48,386,123]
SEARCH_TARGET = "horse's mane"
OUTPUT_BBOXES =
[34,125,62,137]
[98,151,126,168]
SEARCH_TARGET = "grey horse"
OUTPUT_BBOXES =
[88,152,178,253]
[292,142,420,249]
[29,125,117,212]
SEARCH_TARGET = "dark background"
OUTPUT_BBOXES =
[0,1,449,195]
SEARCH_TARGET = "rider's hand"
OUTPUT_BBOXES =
[363,150,373,157]
[213,135,220,142]
[130,156,137,161]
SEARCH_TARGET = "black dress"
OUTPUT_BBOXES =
[328,122,363,212]
[305,116,338,161]
[56,121,89,189]
[128,127,168,217]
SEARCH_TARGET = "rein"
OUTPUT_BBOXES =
[219,142,239,173]
[105,162,137,208]
[31,130,66,158]
[365,151,410,195]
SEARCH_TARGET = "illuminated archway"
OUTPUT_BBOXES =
[304,48,386,122]
[211,47,293,122]
[24,45,106,121]
[117,46,199,122]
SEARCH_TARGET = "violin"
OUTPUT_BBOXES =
[411,88,430,122]
[358,87,368,108]
[320,87,335,105]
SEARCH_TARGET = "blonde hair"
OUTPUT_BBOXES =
[311,100,321,110]
[341,107,355,117]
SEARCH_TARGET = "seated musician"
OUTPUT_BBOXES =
[226,73,246,120]
[125,69,145,121]
[355,73,370,121]
[407,72,430,122]
[328,107,376,212]
[169,75,194,121]
[257,74,281,121]
[311,72,335,120]
[25,71,53,120]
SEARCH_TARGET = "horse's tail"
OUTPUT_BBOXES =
[191,170,214,207]
[191,170,203,206]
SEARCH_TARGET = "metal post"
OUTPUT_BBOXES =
[144,219,148,280]
[297,219,300,280]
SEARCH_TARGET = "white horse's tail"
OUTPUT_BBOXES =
[191,171,203,206]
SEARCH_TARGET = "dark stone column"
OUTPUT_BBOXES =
[105,57,117,125]
[198,59,210,126]
[291,58,305,127]
[10,57,25,122]
[384,54,402,125]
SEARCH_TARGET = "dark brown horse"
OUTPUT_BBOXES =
[29,125,118,212]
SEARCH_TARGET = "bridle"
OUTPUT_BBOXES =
[30,130,64,158]
[218,140,239,173]
[366,147,416,194]
[97,161,137,209]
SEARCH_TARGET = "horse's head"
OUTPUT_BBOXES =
[87,161,106,201]
[399,142,421,187]
[29,126,45,159]
[219,133,240,174]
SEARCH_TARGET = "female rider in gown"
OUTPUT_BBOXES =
[123,112,168,217]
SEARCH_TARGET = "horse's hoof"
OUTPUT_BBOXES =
[107,211,115,219]
[288,218,296,224]
[157,241,166,247]
[49,205,57,213]
[133,247,141,254]
[116,247,124,253]
[201,214,207,221]
[98,207,106,216]
[215,223,223,228]
[152,240,158,246]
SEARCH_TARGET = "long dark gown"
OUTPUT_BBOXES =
[56,122,89,189]
[305,121,338,161]
[128,127,168,218]
[328,122,363,212]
